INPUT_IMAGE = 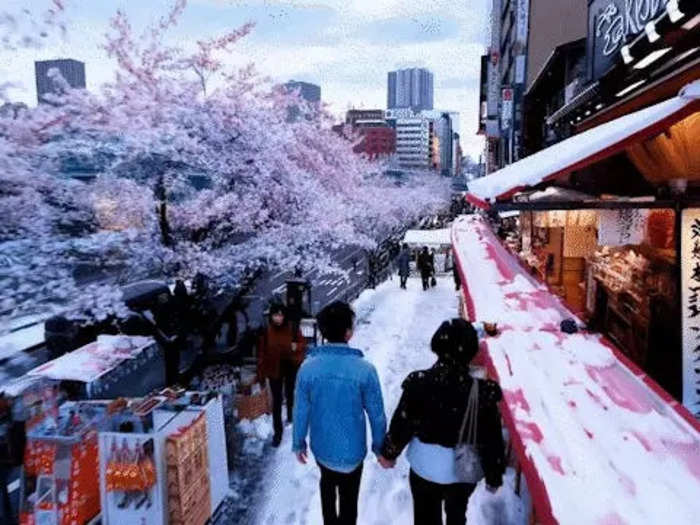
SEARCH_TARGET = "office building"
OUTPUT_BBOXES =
[387,68,434,111]
[478,0,587,171]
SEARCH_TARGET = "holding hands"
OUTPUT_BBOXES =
[377,455,395,469]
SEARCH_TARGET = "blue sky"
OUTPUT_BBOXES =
[0,0,489,157]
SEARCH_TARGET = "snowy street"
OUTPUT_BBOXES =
[248,276,526,525]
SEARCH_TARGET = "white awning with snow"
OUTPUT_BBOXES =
[403,228,451,247]
[467,81,700,207]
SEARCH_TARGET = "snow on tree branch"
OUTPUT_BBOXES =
[0,0,450,328]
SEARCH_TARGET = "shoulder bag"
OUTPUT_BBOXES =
[455,379,484,483]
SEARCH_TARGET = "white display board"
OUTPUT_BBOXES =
[193,396,229,513]
[98,432,166,525]
[680,208,700,418]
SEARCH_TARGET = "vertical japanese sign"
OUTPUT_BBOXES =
[515,0,530,48]
[501,88,513,131]
[681,208,700,417]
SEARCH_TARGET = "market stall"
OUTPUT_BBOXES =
[97,390,228,525]
[19,399,107,525]
[452,215,700,524]
[402,228,454,274]
[467,80,700,416]
[27,335,165,399]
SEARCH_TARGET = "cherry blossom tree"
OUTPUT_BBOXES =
[0,0,450,328]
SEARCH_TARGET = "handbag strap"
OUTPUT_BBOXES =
[457,379,479,445]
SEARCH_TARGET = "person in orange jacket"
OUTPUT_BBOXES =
[258,303,307,447]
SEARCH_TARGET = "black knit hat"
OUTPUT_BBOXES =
[430,318,479,366]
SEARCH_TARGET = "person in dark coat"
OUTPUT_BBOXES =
[397,244,411,289]
[453,263,461,291]
[0,394,26,525]
[258,303,307,447]
[417,246,435,291]
[381,319,505,525]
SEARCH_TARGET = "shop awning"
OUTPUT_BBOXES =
[467,81,700,209]
[403,228,451,247]
[451,215,700,524]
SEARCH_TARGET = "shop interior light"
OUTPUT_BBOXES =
[634,47,673,69]
[667,0,685,23]
[585,110,592,116]
[682,13,700,30]
[615,79,646,97]
[645,22,661,43]
[621,45,634,64]
[595,103,604,110]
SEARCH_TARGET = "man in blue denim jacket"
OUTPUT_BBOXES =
[292,301,388,525]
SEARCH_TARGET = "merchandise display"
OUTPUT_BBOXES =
[166,413,211,525]
[235,367,271,421]
[97,390,228,525]
[19,402,107,525]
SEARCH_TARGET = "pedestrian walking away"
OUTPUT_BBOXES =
[417,246,435,291]
[397,243,411,289]
[257,302,307,447]
[453,263,461,291]
[381,318,505,525]
[292,301,388,525]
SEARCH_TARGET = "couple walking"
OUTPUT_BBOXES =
[292,301,505,525]
[397,245,436,291]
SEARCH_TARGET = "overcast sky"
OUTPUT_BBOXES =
[0,0,489,158]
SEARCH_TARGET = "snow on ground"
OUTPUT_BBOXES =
[251,276,527,525]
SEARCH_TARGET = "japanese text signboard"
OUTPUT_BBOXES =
[587,0,669,80]
[681,208,700,418]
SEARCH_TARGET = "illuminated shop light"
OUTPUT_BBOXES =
[645,22,661,43]
[621,45,634,64]
[682,13,700,30]
[633,47,673,69]
[667,0,685,23]
[616,80,647,97]
[595,103,604,110]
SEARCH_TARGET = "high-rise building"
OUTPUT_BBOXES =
[387,68,434,111]
[386,107,458,172]
[478,0,587,171]
[35,59,86,104]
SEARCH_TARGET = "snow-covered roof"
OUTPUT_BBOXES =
[0,323,45,361]
[27,335,154,384]
[403,228,451,246]
[452,215,700,524]
[467,81,700,206]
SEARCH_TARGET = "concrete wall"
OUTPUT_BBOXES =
[526,0,587,90]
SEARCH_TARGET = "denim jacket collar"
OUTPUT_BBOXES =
[310,343,364,358]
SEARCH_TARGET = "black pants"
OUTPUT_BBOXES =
[409,470,475,525]
[269,359,299,436]
[318,462,363,525]
[163,342,181,386]
[0,466,13,524]
[400,275,408,288]
[421,272,431,290]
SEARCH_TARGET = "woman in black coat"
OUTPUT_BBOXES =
[381,319,505,525]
